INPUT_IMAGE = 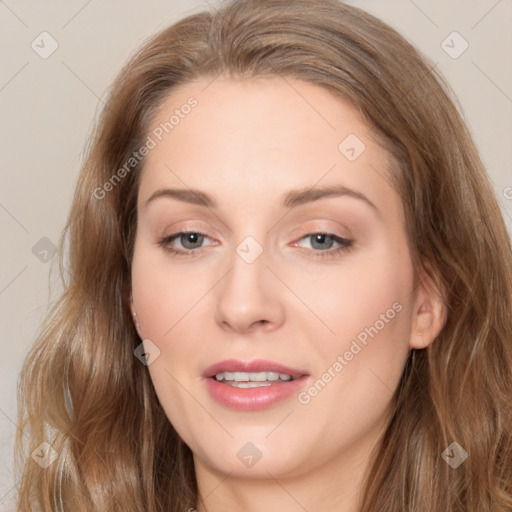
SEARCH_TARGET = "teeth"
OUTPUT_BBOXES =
[215,371,294,382]
[248,371,268,382]
[227,381,273,388]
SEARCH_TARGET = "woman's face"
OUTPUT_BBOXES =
[130,77,434,483]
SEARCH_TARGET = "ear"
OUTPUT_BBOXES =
[409,259,447,349]
[128,291,143,338]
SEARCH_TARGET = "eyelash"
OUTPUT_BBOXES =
[156,230,354,260]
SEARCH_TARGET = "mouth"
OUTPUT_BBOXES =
[203,358,307,382]
[203,359,310,411]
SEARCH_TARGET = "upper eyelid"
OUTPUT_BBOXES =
[164,219,352,236]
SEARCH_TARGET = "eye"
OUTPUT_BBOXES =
[157,231,215,256]
[291,233,353,259]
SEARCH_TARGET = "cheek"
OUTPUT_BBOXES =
[130,247,208,444]
[295,242,414,360]
[288,254,414,461]
[299,245,415,411]
[130,242,206,340]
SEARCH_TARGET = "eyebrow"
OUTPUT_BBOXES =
[143,184,380,215]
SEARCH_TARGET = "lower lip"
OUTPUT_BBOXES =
[204,376,309,411]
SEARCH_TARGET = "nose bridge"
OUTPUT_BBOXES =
[214,232,285,332]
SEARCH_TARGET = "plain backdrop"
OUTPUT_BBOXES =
[1,0,511,509]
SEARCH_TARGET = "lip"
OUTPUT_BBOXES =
[203,358,310,411]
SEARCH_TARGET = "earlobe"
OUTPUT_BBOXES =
[409,263,447,349]
[129,293,143,338]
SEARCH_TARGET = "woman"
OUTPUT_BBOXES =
[15,0,512,510]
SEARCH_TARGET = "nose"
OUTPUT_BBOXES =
[214,245,285,334]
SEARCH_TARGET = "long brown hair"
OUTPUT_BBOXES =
[15,0,512,510]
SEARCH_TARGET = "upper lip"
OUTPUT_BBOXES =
[203,358,309,379]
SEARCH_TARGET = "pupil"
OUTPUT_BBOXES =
[182,233,203,249]
[312,234,333,250]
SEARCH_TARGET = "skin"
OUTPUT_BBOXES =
[129,76,446,512]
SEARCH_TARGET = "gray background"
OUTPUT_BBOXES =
[1,0,511,509]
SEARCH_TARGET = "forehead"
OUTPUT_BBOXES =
[138,76,398,218]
